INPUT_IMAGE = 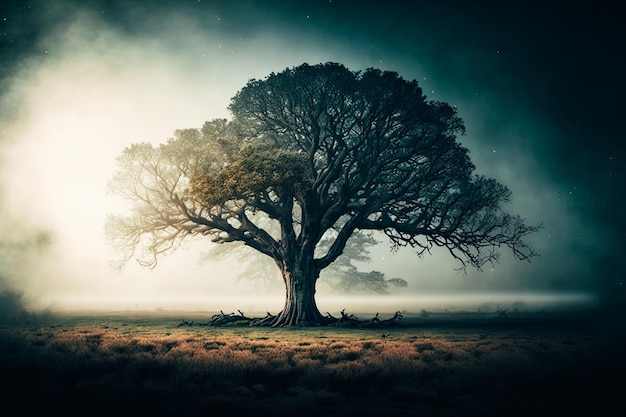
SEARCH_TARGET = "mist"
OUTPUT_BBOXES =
[1,1,614,314]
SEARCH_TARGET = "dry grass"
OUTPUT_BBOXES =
[0,312,623,416]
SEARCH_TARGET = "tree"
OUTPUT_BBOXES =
[107,62,539,326]
[205,230,408,294]
[316,231,408,294]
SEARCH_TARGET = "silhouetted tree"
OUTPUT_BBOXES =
[107,62,539,326]
[317,231,408,294]
[206,230,408,294]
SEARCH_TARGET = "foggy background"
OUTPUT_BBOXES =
[0,1,622,314]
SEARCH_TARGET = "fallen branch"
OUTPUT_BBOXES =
[208,310,255,326]
[329,310,403,328]
[328,309,361,328]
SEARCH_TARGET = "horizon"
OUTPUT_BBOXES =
[30,291,597,317]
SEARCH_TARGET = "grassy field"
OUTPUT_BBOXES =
[0,310,623,417]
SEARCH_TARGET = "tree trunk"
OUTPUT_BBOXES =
[271,257,332,327]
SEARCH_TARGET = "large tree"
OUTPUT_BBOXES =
[107,62,539,326]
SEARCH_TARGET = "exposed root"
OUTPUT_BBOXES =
[326,310,404,328]
[183,309,403,328]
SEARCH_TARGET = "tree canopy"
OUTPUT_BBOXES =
[107,62,539,326]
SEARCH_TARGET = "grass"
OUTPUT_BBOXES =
[0,311,623,416]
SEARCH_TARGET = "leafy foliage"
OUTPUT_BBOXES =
[192,144,311,207]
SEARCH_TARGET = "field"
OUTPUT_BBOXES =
[1,310,624,417]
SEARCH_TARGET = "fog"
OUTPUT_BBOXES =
[1,2,612,314]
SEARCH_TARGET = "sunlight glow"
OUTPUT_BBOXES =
[0,10,366,310]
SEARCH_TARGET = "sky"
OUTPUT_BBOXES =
[0,0,623,313]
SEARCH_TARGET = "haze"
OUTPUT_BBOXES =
[1,2,614,314]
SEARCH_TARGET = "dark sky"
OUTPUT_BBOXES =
[0,0,624,310]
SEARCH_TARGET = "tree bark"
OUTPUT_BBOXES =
[271,256,331,327]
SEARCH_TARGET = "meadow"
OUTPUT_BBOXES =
[0,310,623,417]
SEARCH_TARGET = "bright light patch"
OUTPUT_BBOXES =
[0,20,251,306]
[0,10,367,310]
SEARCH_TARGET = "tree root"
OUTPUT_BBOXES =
[326,310,403,328]
[181,309,403,328]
